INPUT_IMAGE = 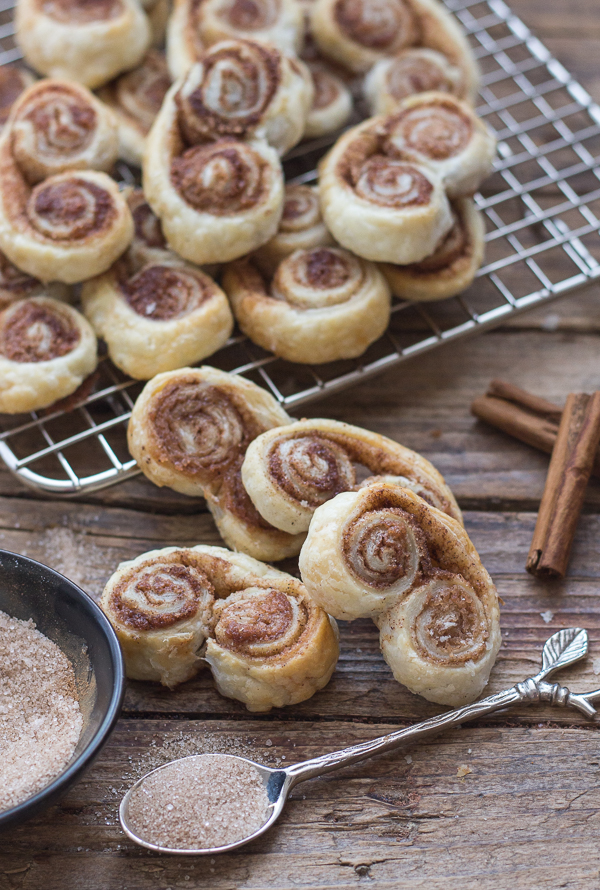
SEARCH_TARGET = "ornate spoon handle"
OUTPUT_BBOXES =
[286,628,600,788]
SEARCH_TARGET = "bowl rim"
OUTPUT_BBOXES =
[0,548,125,827]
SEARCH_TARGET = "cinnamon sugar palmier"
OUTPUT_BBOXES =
[81,260,233,379]
[125,187,172,268]
[98,51,171,167]
[364,48,469,117]
[9,80,119,184]
[143,84,284,264]
[0,149,134,283]
[253,184,333,276]
[0,296,97,413]
[174,41,313,156]
[319,116,452,264]
[380,197,485,301]
[166,0,304,79]
[384,92,496,197]
[223,247,391,364]
[101,544,339,709]
[0,66,35,133]
[299,481,501,705]
[241,417,461,534]
[0,251,70,310]
[127,367,305,560]
[100,546,215,688]
[304,60,353,139]
[15,0,152,89]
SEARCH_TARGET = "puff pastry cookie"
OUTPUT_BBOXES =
[174,40,313,156]
[98,50,171,167]
[81,260,233,379]
[253,183,333,275]
[127,366,306,560]
[364,48,470,116]
[0,250,70,310]
[299,481,501,705]
[380,197,485,301]
[143,81,284,264]
[9,79,119,184]
[384,92,496,197]
[319,115,453,264]
[101,544,339,711]
[15,0,152,89]
[166,0,304,79]
[223,247,391,363]
[0,66,35,133]
[0,296,97,413]
[125,187,172,268]
[304,60,353,139]
[241,416,462,534]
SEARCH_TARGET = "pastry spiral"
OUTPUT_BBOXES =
[253,183,333,275]
[101,544,339,710]
[364,48,468,116]
[81,260,234,379]
[380,197,485,301]
[241,417,461,534]
[98,50,171,167]
[0,66,35,133]
[15,0,152,89]
[125,187,172,268]
[9,79,119,184]
[0,250,70,310]
[223,247,391,363]
[100,546,215,688]
[175,41,313,156]
[127,366,306,560]
[0,146,134,283]
[166,0,305,79]
[0,296,97,413]
[143,83,284,264]
[384,92,496,197]
[318,116,452,264]
[299,481,501,705]
[304,60,353,139]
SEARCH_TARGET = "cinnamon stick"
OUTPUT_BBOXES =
[526,392,600,579]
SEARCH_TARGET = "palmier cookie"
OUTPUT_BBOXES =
[98,50,171,167]
[380,197,485,301]
[15,0,152,89]
[0,157,134,284]
[143,84,284,265]
[304,60,353,139]
[253,183,333,275]
[364,47,471,116]
[383,92,496,197]
[127,366,305,561]
[241,416,462,534]
[82,261,234,379]
[101,544,339,711]
[166,0,304,80]
[0,66,35,133]
[299,481,501,706]
[8,79,119,184]
[174,41,313,157]
[223,247,391,364]
[0,250,70,310]
[0,296,97,413]
[318,116,452,264]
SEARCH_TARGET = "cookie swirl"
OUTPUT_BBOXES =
[10,80,119,184]
[253,184,333,275]
[272,247,365,308]
[189,0,304,57]
[122,265,210,320]
[213,586,308,658]
[27,175,116,241]
[40,0,124,23]
[334,0,418,53]
[304,61,352,139]
[268,435,356,508]
[352,156,434,208]
[0,298,79,362]
[171,141,271,216]
[364,49,466,116]
[386,100,473,161]
[280,183,322,233]
[299,481,501,705]
[113,51,171,133]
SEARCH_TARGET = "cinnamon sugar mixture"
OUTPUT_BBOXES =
[0,609,83,812]
[127,754,270,849]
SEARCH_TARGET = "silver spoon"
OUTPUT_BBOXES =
[120,627,600,855]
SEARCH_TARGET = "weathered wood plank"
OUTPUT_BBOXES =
[1,722,599,890]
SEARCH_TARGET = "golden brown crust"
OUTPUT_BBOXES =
[363,48,467,116]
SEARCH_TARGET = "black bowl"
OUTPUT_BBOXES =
[0,549,125,829]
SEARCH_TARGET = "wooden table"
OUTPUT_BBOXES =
[2,3,600,886]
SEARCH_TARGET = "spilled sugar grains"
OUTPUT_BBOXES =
[127,754,270,849]
[0,609,83,812]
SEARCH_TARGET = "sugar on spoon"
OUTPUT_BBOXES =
[120,627,600,855]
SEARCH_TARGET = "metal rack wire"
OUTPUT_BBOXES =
[1,0,600,495]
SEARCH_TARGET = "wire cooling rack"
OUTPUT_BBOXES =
[1,0,600,495]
